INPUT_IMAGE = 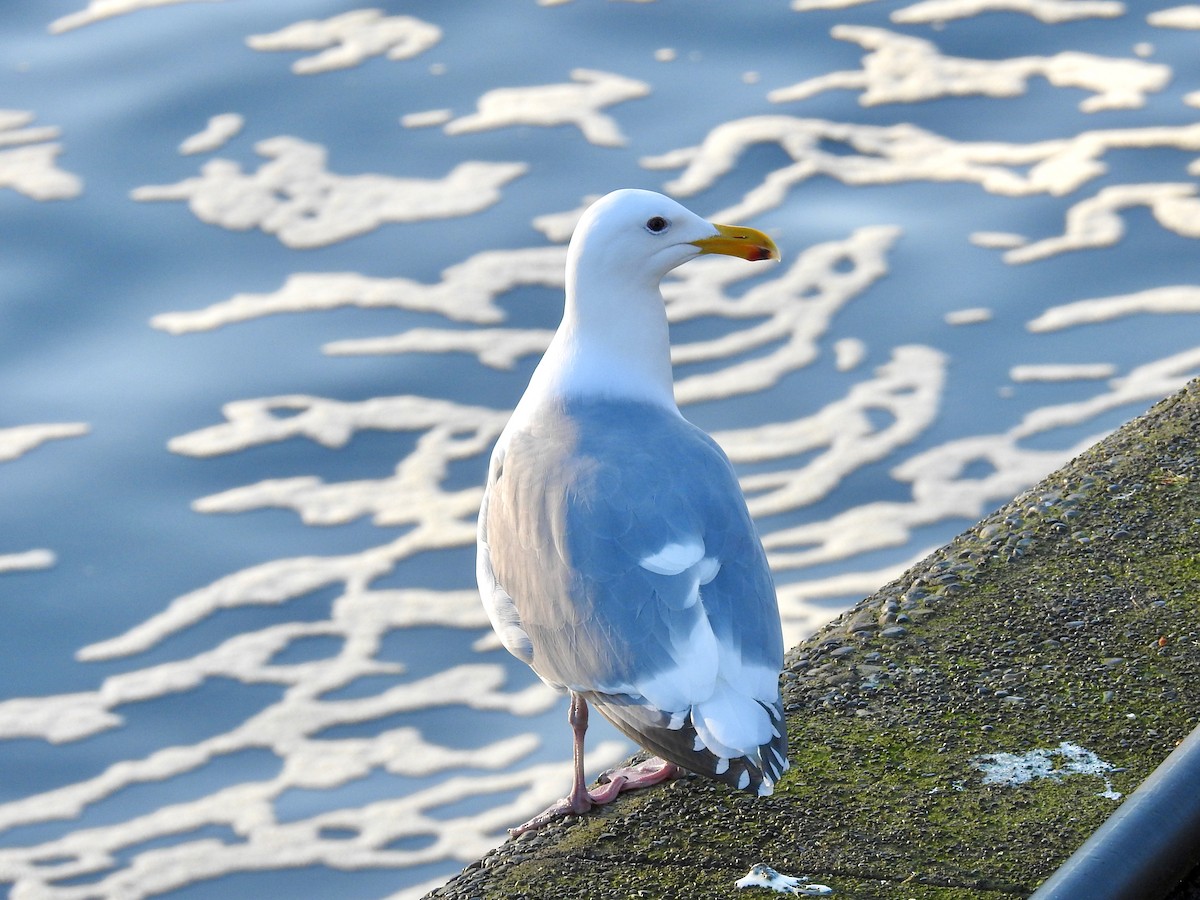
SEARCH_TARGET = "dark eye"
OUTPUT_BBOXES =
[645,216,670,234]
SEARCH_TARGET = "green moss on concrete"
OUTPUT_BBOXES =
[432,380,1200,900]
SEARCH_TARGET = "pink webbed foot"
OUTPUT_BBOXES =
[507,796,589,837]
[508,757,680,836]
[590,757,680,803]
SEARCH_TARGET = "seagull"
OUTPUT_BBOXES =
[476,188,788,835]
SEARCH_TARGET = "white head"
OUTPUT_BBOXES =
[522,189,779,412]
[566,189,779,300]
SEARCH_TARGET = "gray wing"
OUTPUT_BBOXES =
[477,398,788,794]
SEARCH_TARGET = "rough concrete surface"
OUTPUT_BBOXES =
[430,378,1200,900]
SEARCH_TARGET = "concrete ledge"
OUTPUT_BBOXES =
[431,378,1200,900]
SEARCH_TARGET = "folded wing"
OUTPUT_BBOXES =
[478,398,788,794]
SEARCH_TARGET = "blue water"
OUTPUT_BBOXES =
[3,1,1200,897]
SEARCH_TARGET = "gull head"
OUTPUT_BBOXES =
[538,189,780,409]
[567,189,780,292]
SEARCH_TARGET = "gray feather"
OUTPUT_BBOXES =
[478,396,788,790]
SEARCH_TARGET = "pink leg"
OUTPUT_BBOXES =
[563,691,595,815]
[508,693,680,836]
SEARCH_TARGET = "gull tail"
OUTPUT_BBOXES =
[585,691,789,796]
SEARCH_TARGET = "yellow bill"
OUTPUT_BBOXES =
[691,223,780,262]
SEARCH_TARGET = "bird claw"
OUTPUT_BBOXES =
[507,797,583,836]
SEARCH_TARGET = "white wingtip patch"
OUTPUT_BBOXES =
[639,539,704,575]
[695,556,720,584]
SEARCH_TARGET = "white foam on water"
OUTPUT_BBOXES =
[179,113,244,155]
[891,0,1124,24]
[532,197,596,242]
[246,10,442,75]
[49,0,223,34]
[719,345,945,519]
[132,135,527,248]
[0,424,87,574]
[1016,347,1200,433]
[305,226,898,400]
[1010,363,1117,381]
[0,422,89,462]
[1148,5,1200,29]
[646,116,1200,222]
[945,307,993,325]
[1002,182,1200,264]
[791,0,877,10]
[0,111,83,200]
[0,550,56,574]
[769,25,1167,112]
[0,109,60,148]
[440,69,650,147]
[401,108,454,128]
[169,392,508,459]
[537,0,658,5]
[970,231,1026,249]
[762,347,1199,581]
[150,248,564,334]
[0,558,612,893]
[328,327,556,370]
[158,223,897,401]
[1028,285,1200,332]
[0,741,631,899]
[670,227,900,404]
[833,337,866,370]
